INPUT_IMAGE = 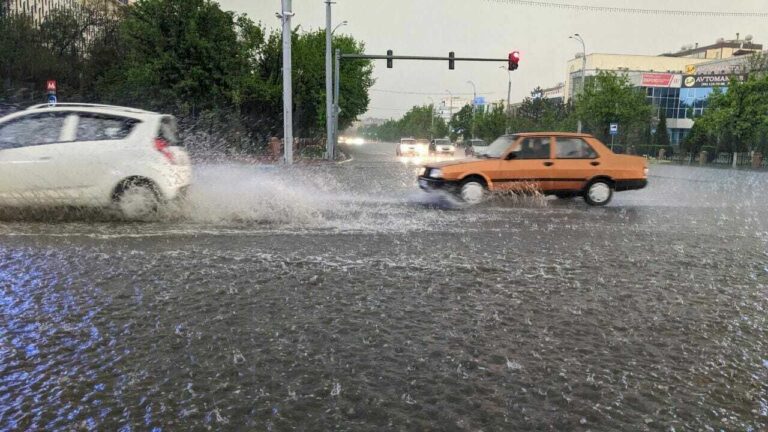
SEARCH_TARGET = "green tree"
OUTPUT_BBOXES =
[694,75,768,153]
[655,111,670,147]
[575,71,652,144]
[258,29,373,139]
[473,104,508,142]
[449,104,473,140]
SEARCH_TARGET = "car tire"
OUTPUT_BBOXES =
[114,179,160,220]
[459,178,487,205]
[583,179,613,206]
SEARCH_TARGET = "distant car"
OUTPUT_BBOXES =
[465,138,488,156]
[0,103,192,218]
[397,137,428,157]
[418,132,648,206]
[429,138,455,156]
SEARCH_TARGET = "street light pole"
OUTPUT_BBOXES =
[427,96,435,140]
[467,80,477,138]
[499,66,511,113]
[325,0,335,160]
[570,33,587,133]
[279,0,294,164]
[330,21,346,158]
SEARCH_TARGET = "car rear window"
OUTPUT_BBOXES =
[76,114,140,141]
[556,138,597,159]
[401,139,415,144]
[160,116,182,147]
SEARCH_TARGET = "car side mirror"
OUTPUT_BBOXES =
[505,152,517,160]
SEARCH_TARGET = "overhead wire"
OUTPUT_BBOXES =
[484,0,768,18]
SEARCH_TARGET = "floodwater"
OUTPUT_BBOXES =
[1,142,767,431]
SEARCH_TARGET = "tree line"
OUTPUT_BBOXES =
[363,67,768,157]
[0,0,374,154]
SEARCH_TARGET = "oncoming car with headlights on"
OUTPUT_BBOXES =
[396,137,428,157]
[418,132,648,206]
[429,138,455,156]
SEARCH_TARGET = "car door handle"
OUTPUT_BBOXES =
[543,161,554,167]
[590,161,600,166]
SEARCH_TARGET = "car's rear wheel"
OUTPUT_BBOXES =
[459,178,486,205]
[114,179,160,219]
[583,179,613,206]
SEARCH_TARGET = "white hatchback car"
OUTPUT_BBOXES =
[0,103,192,217]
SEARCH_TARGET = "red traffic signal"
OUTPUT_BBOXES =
[508,51,520,71]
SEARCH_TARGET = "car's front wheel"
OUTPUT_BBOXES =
[459,178,487,205]
[114,179,160,220]
[583,180,613,206]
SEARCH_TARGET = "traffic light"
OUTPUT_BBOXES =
[386,50,393,68]
[449,51,455,70]
[508,51,520,71]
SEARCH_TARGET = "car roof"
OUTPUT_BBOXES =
[513,132,595,138]
[23,103,163,119]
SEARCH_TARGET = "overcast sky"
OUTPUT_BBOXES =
[219,0,766,119]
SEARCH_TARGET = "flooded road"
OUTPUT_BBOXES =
[1,142,767,431]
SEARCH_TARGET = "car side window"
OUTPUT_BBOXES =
[76,114,139,141]
[0,113,68,150]
[514,137,551,159]
[556,138,598,159]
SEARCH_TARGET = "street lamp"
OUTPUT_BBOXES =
[570,33,587,133]
[332,20,348,35]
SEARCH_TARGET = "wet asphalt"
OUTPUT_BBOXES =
[1,142,767,431]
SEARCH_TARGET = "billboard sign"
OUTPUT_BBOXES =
[682,74,746,88]
[640,73,682,88]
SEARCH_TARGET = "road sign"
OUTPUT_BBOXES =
[46,80,57,94]
[473,96,486,106]
[48,94,57,107]
[610,123,619,136]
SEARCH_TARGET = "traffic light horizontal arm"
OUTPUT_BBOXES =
[341,54,508,62]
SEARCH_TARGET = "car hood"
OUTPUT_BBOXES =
[426,157,485,168]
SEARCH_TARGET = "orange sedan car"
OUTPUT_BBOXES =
[418,133,648,206]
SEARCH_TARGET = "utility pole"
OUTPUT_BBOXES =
[427,96,435,140]
[570,34,586,133]
[325,0,334,160]
[467,80,477,139]
[280,0,294,164]
[333,48,341,151]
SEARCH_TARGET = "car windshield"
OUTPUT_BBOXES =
[401,139,415,144]
[435,140,450,145]
[481,135,517,158]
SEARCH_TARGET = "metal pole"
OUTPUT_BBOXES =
[325,0,334,160]
[281,0,293,165]
[333,48,341,156]
[571,34,586,134]
[507,72,511,113]
[467,81,477,138]
[427,97,435,140]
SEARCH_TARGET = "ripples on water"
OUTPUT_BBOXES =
[1,162,767,430]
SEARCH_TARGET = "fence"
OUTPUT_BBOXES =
[652,150,766,170]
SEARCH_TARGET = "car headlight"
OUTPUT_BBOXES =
[429,168,443,179]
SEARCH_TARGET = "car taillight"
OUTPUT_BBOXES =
[154,137,176,164]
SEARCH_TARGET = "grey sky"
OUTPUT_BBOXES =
[219,0,766,119]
